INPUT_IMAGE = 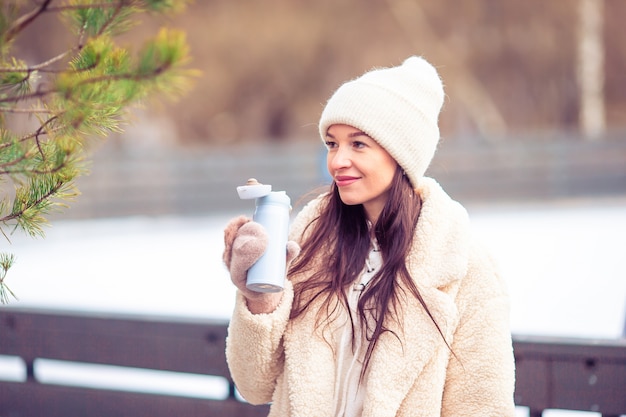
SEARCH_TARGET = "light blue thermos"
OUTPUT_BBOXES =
[236,178,291,293]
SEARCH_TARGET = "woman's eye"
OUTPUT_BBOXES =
[324,140,337,149]
[353,141,366,149]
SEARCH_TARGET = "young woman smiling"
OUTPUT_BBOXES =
[222,56,516,417]
[325,124,398,223]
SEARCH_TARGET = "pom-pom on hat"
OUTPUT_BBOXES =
[319,56,444,188]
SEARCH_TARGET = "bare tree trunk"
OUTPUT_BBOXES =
[578,0,605,140]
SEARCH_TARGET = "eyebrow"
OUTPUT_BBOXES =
[325,130,370,139]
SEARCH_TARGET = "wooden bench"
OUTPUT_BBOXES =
[513,334,626,417]
[1,308,625,417]
[0,308,269,417]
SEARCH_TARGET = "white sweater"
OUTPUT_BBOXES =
[332,239,382,417]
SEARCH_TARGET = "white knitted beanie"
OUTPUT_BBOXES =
[319,56,444,188]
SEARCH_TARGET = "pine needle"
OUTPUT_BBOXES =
[0,252,17,304]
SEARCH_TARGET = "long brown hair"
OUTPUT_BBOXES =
[289,166,447,378]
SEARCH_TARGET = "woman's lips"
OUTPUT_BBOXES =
[335,176,359,187]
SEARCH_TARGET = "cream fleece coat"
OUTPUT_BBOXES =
[226,177,516,417]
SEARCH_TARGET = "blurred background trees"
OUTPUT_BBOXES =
[12,0,617,146]
[12,0,625,145]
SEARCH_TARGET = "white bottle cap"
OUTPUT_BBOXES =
[237,178,272,200]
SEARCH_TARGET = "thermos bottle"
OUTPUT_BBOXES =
[236,178,291,293]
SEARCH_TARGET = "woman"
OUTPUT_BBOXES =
[222,56,516,417]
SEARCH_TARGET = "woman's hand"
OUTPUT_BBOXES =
[222,216,300,314]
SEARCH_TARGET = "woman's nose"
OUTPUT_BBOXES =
[328,146,351,171]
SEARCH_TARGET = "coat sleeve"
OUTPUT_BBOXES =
[224,193,323,405]
[225,280,294,405]
[441,243,517,417]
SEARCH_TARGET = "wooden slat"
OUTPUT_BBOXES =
[0,308,231,378]
[513,334,626,416]
[513,334,626,360]
[0,380,270,417]
[513,357,550,413]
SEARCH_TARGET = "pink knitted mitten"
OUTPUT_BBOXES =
[222,215,300,293]
[223,216,267,290]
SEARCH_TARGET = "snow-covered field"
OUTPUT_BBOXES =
[2,196,625,416]
[5,196,625,338]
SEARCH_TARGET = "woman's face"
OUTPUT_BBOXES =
[325,124,398,223]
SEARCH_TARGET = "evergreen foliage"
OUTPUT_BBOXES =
[0,0,197,302]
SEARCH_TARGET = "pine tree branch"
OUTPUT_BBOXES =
[0,124,64,151]
[0,88,55,104]
[30,50,72,72]
[0,160,70,176]
[0,52,71,74]
[33,116,58,160]
[0,51,98,75]
[67,64,171,94]
[0,70,29,86]
[0,281,18,304]
[1,0,130,74]
[0,228,11,245]
[0,253,18,304]
[18,125,62,144]
[3,0,54,43]
[0,0,194,299]
[0,140,71,175]
[45,1,136,13]
[0,177,68,223]
[95,1,126,38]
[0,151,28,171]
[0,57,166,106]
[3,0,143,43]
[0,10,91,76]
[0,52,68,73]
[0,107,52,114]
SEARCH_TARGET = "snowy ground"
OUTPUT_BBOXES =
[1,196,625,416]
[4,196,625,338]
